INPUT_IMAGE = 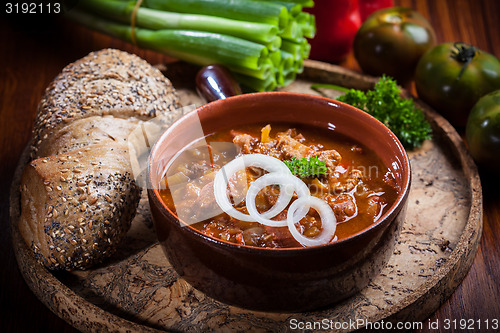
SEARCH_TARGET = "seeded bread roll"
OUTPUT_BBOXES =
[20,49,180,270]
[31,48,180,159]
[35,116,138,158]
[19,144,140,270]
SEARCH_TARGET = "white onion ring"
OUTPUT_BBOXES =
[245,173,310,227]
[213,153,338,246]
[213,154,292,222]
[287,196,337,247]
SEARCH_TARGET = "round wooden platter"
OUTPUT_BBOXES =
[10,60,482,332]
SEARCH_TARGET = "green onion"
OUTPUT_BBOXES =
[296,12,316,38]
[281,39,303,60]
[271,1,303,16]
[68,0,315,92]
[280,50,295,72]
[269,51,282,67]
[257,0,314,8]
[266,36,283,52]
[234,73,277,92]
[230,59,275,80]
[81,0,280,47]
[276,50,294,85]
[310,83,350,94]
[68,10,268,70]
[270,0,314,7]
[282,71,298,86]
[281,20,302,42]
[142,0,290,31]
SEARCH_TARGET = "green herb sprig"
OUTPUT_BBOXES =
[335,75,432,149]
[283,157,328,178]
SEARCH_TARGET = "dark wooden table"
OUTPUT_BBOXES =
[1,1,499,332]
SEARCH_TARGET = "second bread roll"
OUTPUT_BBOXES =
[19,144,141,270]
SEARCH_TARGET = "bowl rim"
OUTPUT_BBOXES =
[148,91,411,253]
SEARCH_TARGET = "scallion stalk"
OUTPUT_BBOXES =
[69,0,315,92]
[280,51,295,75]
[296,12,315,38]
[68,10,268,70]
[281,20,302,42]
[81,0,280,48]
[269,1,303,16]
[229,59,275,80]
[266,0,314,7]
[234,72,278,92]
[142,0,290,31]
[281,39,302,60]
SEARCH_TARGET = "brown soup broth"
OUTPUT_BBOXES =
[159,123,399,248]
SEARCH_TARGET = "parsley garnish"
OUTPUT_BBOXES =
[283,157,328,178]
[335,75,432,149]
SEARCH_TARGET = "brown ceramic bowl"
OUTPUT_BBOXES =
[147,92,411,312]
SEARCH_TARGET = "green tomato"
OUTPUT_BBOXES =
[353,7,436,84]
[465,90,500,169]
[415,42,500,128]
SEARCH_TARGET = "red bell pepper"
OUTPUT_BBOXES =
[306,0,393,63]
[359,0,394,21]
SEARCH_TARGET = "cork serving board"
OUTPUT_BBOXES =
[10,60,482,332]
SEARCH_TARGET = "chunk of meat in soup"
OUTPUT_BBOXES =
[160,124,399,248]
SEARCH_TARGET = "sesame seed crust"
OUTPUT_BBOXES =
[19,49,180,270]
[30,48,180,159]
[19,144,141,270]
